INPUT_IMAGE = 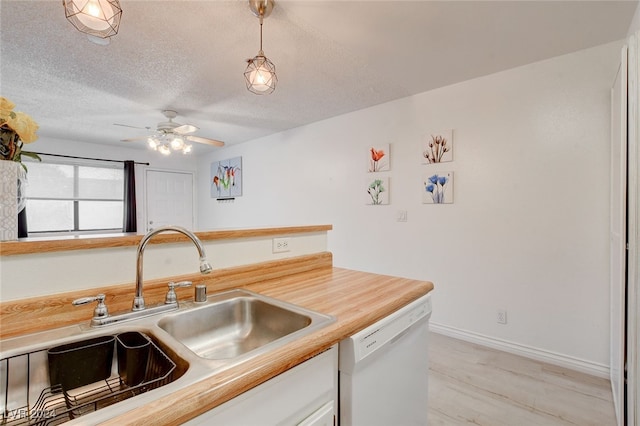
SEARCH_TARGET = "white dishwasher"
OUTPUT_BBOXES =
[339,293,432,426]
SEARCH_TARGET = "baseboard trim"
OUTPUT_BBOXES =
[429,322,610,379]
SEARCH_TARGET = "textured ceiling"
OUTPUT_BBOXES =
[1,0,637,154]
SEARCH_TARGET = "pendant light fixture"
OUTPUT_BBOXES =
[244,0,277,95]
[63,0,122,40]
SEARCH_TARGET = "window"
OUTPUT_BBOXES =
[25,161,124,234]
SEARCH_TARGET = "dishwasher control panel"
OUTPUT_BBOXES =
[340,294,432,366]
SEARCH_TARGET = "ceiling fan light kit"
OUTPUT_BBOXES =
[245,0,277,95]
[119,110,224,155]
[63,0,122,40]
[147,134,192,156]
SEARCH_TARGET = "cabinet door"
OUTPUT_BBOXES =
[297,401,334,426]
[184,345,337,426]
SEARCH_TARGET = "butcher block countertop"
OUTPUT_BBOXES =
[102,266,434,426]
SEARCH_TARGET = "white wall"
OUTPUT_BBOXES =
[197,42,621,371]
[0,232,327,301]
[629,1,640,35]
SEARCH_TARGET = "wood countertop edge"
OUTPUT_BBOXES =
[100,268,434,426]
[0,224,332,256]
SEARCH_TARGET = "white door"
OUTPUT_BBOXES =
[145,169,194,231]
[610,43,627,426]
[626,31,639,426]
[612,31,640,426]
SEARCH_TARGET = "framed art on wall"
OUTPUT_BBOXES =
[367,144,390,172]
[211,156,242,199]
[366,176,389,205]
[422,172,453,204]
[422,130,453,164]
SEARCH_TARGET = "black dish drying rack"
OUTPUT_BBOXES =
[1,333,175,426]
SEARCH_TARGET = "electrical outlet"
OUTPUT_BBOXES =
[272,237,291,253]
[497,309,507,325]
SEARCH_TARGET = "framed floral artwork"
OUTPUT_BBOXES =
[422,130,453,164]
[367,144,390,172]
[366,176,389,205]
[211,156,242,199]
[422,172,453,204]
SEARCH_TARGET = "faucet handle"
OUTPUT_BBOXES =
[165,281,192,304]
[73,293,109,320]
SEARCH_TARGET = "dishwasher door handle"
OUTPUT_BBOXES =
[389,327,411,345]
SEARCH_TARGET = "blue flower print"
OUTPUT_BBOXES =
[424,173,450,203]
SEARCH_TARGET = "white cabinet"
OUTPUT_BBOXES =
[298,401,335,426]
[184,345,338,426]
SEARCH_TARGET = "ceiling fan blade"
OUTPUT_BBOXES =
[113,123,150,130]
[121,136,149,142]
[173,124,198,135]
[185,135,225,147]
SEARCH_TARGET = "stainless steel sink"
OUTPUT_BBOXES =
[158,289,334,360]
[0,289,334,424]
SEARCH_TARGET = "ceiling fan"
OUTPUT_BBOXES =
[117,110,225,155]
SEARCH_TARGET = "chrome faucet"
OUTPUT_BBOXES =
[74,226,212,327]
[133,226,212,311]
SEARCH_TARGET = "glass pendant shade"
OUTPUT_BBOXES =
[245,54,277,95]
[158,144,171,156]
[170,135,185,150]
[63,0,122,39]
[147,137,158,150]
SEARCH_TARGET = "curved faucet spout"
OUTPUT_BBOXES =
[133,226,212,311]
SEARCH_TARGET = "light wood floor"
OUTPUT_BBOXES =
[428,332,616,425]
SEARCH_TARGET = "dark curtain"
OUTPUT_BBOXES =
[18,207,27,238]
[123,160,137,233]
